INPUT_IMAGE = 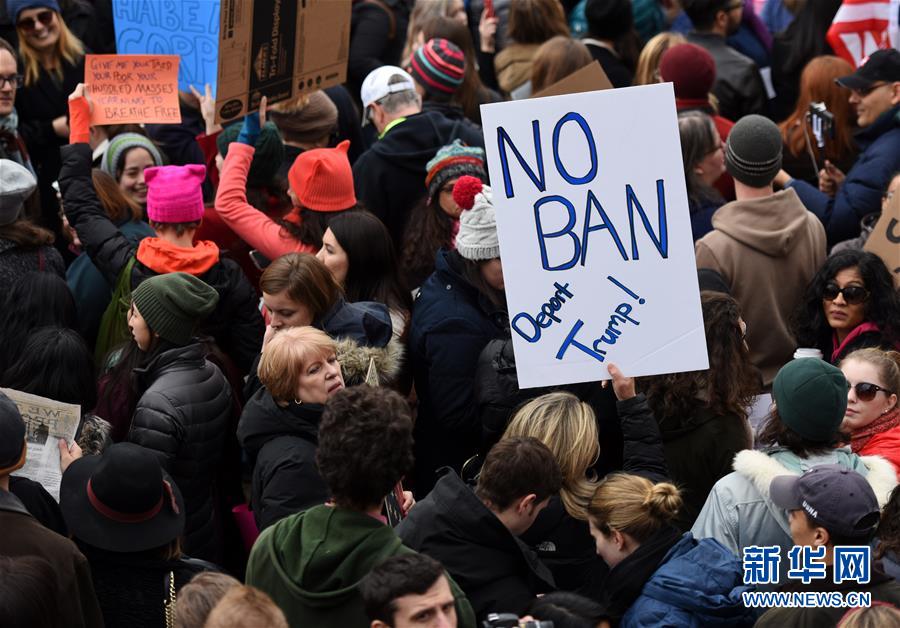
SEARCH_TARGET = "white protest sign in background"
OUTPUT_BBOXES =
[480,83,708,388]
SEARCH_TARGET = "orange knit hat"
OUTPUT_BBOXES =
[287,140,356,212]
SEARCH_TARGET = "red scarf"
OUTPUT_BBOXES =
[851,407,900,453]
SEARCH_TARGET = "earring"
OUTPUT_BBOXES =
[294,399,303,406]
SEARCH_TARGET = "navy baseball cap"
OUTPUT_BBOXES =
[770,465,880,540]
[836,49,900,90]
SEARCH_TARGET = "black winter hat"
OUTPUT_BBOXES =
[60,443,185,552]
[0,391,25,473]
[725,114,783,188]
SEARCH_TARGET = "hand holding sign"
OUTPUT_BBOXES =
[85,54,181,125]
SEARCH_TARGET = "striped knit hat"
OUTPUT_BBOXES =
[101,133,164,178]
[425,140,486,201]
[725,115,783,188]
[410,38,466,95]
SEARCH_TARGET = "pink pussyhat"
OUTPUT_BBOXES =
[144,164,207,223]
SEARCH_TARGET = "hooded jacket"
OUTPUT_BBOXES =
[397,470,555,620]
[621,533,757,627]
[695,189,826,385]
[59,143,264,374]
[789,105,900,245]
[691,447,898,571]
[410,249,508,495]
[236,388,329,531]
[246,504,476,628]
[353,110,485,244]
[127,344,234,562]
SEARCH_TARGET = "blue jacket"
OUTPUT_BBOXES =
[622,533,757,628]
[409,249,507,495]
[789,106,900,245]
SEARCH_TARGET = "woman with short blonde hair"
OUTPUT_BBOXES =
[238,325,345,530]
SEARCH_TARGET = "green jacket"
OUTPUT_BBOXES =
[246,504,476,628]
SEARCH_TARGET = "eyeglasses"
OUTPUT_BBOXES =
[822,282,869,305]
[0,74,22,89]
[17,9,54,32]
[850,381,894,402]
[850,82,888,98]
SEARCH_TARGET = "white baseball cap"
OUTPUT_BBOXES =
[360,65,417,124]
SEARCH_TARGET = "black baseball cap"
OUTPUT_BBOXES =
[836,49,900,90]
[770,465,880,540]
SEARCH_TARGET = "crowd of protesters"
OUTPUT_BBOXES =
[1,0,900,626]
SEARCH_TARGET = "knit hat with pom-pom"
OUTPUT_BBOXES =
[453,175,500,261]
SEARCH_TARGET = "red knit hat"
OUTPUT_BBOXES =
[287,140,356,212]
[659,43,716,101]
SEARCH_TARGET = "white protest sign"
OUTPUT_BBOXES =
[480,83,708,388]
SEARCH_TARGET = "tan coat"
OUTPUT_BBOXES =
[695,189,826,385]
[494,43,540,95]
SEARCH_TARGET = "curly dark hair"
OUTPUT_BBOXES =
[877,484,900,559]
[642,291,760,424]
[400,195,457,291]
[756,407,842,458]
[792,250,900,354]
[316,386,414,510]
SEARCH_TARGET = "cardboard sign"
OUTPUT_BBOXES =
[480,84,708,388]
[86,54,181,125]
[864,192,900,287]
[532,61,613,98]
[214,0,351,124]
[112,0,220,94]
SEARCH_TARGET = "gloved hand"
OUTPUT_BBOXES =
[236,110,261,146]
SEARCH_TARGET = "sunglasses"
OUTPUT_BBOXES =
[822,282,869,305]
[850,382,894,402]
[17,9,54,32]
[850,82,888,98]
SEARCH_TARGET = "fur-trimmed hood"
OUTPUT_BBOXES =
[732,447,898,539]
[335,337,404,387]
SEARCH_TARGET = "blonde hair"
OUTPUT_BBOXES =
[504,392,599,520]
[258,326,337,403]
[838,604,900,628]
[842,348,900,406]
[203,586,288,628]
[174,572,240,628]
[588,474,682,542]
[634,32,685,86]
[16,11,84,86]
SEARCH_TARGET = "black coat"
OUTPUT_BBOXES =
[353,111,486,245]
[397,470,555,620]
[58,143,264,373]
[236,388,329,531]
[16,56,85,236]
[409,250,508,496]
[347,0,412,103]
[0,237,65,294]
[657,406,751,531]
[127,344,233,562]
[520,395,670,595]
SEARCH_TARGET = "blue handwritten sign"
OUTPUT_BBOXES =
[480,84,708,388]
[112,0,220,95]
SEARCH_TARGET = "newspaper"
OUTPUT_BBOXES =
[2,388,80,502]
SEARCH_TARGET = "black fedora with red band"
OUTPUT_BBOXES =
[60,443,185,553]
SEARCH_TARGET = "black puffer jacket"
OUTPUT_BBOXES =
[236,388,329,531]
[0,237,65,293]
[127,344,233,561]
[59,143,264,374]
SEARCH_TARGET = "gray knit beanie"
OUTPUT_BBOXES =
[101,133,164,178]
[0,159,36,226]
[725,114,783,187]
[453,176,500,261]
[132,272,219,346]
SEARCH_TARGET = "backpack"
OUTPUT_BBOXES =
[94,256,137,364]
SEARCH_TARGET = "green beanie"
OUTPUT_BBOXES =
[132,273,219,346]
[217,121,285,186]
[773,359,848,442]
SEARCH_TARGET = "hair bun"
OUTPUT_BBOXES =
[452,175,483,211]
[644,482,682,521]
